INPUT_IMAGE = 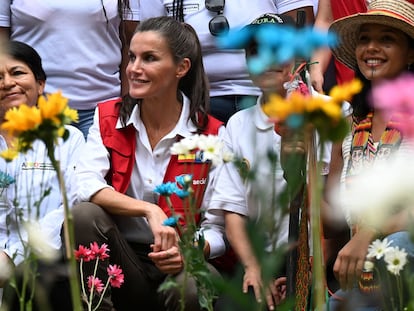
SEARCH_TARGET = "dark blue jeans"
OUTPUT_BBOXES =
[210,95,257,124]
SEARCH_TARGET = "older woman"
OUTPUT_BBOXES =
[0,41,84,305]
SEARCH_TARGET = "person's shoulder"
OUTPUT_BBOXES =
[64,125,85,141]
[97,97,123,117]
[98,97,122,107]
[227,105,256,126]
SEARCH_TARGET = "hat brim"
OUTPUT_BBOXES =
[330,12,414,70]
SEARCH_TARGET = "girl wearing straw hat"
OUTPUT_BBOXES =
[325,0,414,309]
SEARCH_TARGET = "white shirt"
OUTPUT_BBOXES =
[138,0,314,97]
[0,126,85,265]
[209,100,290,250]
[0,0,139,110]
[209,92,334,251]
[76,95,226,258]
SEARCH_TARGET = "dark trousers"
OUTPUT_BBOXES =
[72,202,215,311]
[210,95,257,124]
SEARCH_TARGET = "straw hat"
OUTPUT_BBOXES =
[330,0,414,70]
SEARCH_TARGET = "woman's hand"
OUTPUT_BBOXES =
[145,204,178,253]
[148,245,183,274]
[333,228,375,290]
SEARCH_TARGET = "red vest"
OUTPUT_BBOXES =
[98,98,222,227]
[98,98,237,273]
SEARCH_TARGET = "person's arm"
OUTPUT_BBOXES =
[0,27,10,39]
[323,141,348,237]
[0,250,13,287]
[224,212,263,297]
[309,0,333,92]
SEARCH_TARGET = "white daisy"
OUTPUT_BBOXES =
[196,134,225,166]
[170,135,199,155]
[384,246,408,276]
[367,238,393,260]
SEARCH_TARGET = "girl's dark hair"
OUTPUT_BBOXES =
[119,16,210,132]
[100,0,130,23]
[350,68,371,121]
[172,0,185,22]
[6,40,46,81]
[351,34,414,122]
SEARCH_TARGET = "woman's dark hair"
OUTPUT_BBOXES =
[119,16,210,132]
[6,40,47,81]
[350,68,371,121]
[351,33,414,122]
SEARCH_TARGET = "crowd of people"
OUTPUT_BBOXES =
[1,0,414,310]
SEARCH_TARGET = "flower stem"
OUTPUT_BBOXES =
[92,278,111,311]
[308,132,326,310]
[48,151,82,311]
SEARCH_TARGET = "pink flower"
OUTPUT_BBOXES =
[370,73,414,137]
[74,245,93,262]
[371,73,414,114]
[107,264,125,288]
[89,242,110,261]
[87,276,105,294]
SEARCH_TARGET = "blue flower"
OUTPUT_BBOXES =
[175,189,190,199]
[175,174,193,189]
[154,182,178,196]
[162,216,179,227]
[217,24,338,75]
[0,171,15,188]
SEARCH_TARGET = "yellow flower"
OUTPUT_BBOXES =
[263,94,293,121]
[38,91,68,125]
[306,97,324,113]
[63,106,79,123]
[329,79,362,103]
[0,148,18,162]
[2,105,42,135]
[57,127,66,138]
[289,92,307,114]
[321,101,342,121]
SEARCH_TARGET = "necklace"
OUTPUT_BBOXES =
[348,111,403,177]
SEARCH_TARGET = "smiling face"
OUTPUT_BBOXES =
[126,31,190,101]
[355,23,414,83]
[0,55,45,119]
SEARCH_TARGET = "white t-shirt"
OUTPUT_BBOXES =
[139,0,314,97]
[0,126,85,265]
[0,0,139,110]
[208,100,290,250]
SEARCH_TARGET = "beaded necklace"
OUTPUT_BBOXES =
[347,111,403,177]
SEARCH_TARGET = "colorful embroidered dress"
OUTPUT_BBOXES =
[341,111,404,226]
